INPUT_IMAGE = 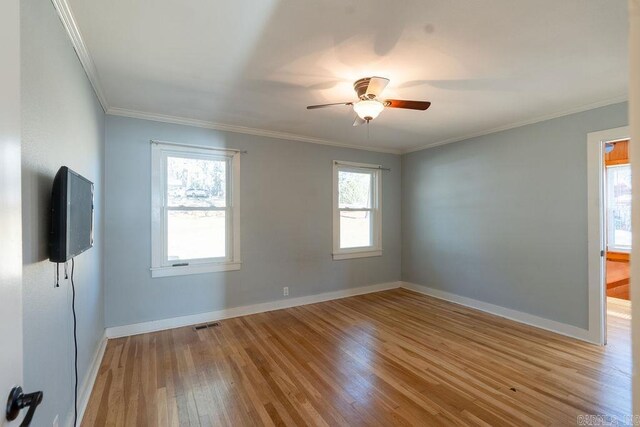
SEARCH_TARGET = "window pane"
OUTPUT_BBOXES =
[339,171,372,208]
[167,210,226,260]
[340,210,372,248]
[167,156,226,208]
[607,165,632,250]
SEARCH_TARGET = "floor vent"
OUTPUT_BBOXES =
[193,322,221,331]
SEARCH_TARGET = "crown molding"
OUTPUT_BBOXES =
[51,0,625,156]
[51,0,109,111]
[402,95,629,154]
[49,0,398,154]
[106,107,403,154]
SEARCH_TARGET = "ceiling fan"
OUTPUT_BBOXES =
[306,77,431,126]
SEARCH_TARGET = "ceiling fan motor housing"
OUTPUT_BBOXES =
[354,78,376,99]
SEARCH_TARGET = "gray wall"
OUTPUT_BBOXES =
[402,102,628,329]
[21,0,105,425]
[104,115,401,328]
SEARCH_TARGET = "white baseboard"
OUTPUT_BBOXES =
[106,281,402,338]
[104,280,596,344]
[76,332,107,426]
[401,282,594,343]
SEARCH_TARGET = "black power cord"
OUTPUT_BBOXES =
[70,258,78,427]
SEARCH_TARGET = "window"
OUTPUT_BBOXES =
[333,161,382,260]
[606,163,632,252]
[151,142,240,277]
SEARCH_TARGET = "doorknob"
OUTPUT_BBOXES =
[5,386,43,426]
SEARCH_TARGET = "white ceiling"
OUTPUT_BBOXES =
[67,0,628,153]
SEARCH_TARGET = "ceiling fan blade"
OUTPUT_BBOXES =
[365,77,390,98]
[353,116,366,127]
[306,102,353,110]
[384,99,431,110]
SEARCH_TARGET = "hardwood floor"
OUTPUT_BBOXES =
[83,289,631,426]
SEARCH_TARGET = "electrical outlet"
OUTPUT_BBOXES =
[53,414,59,427]
[283,287,289,297]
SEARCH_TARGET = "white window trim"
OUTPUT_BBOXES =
[151,142,241,277]
[332,160,382,260]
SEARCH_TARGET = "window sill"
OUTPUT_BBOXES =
[332,250,382,260]
[151,261,241,278]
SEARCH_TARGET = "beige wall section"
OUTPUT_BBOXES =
[630,0,640,416]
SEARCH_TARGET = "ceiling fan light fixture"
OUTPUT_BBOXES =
[353,100,384,121]
[306,77,431,124]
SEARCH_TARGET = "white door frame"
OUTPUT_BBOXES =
[630,0,640,415]
[0,0,24,425]
[587,125,630,345]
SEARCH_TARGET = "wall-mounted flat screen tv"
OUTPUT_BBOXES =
[49,166,94,263]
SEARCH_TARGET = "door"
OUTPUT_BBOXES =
[1,0,24,424]
[588,126,630,345]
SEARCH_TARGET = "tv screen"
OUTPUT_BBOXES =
[49,167,94,263]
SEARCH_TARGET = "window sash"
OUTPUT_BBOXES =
[151,142,241,277]
[339,209,375,250]
[165,152,229,179]
[161,152,232,265]
[164,153,231,208]
[162,207,232,266]
[338,168,373,209]
[333,161,382,258]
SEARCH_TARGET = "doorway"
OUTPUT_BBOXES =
[587,126,630,345]
[603,139,632,327]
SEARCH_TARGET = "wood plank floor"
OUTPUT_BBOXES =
[83,289,631,426]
